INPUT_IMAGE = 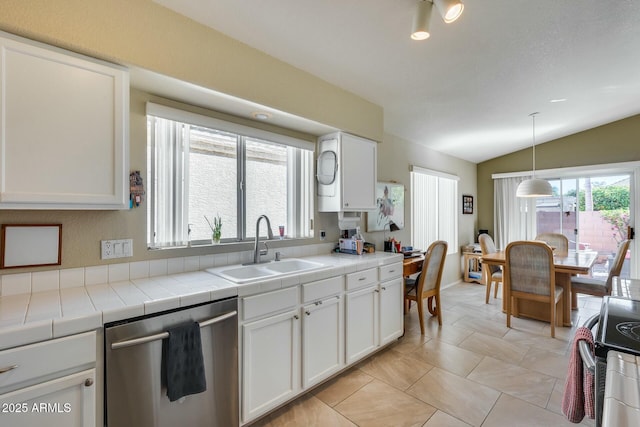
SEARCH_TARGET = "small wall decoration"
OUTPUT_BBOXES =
[367,182,405,232]
[462,195,474,214]
[1,224,62,268]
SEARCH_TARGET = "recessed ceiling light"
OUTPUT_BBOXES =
[252,112,272,120]
[550,98,567,103]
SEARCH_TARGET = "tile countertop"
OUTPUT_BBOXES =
[0,252,403,351]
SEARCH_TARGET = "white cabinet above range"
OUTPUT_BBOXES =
[317,132,377,212]
[0,31,129,210]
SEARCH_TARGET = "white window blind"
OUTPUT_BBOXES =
[411,166,458,254]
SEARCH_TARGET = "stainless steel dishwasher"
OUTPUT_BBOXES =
[105,297,238,427]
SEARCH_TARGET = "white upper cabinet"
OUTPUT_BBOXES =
[317,132,377,212]
[0,32,129,209]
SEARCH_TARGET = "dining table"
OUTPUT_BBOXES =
[481,249,598,326]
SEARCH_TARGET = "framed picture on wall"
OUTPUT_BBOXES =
[367,182,405,232]
[462,195,473,214]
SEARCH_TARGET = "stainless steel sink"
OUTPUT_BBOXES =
[207,258,325,284]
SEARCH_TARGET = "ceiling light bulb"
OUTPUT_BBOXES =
[434,0,464,23]
[411,30,430,41]
[411,0,432,41]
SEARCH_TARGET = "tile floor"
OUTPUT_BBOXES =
[249,282,601,427]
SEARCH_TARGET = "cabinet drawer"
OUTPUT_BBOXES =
[346,268,378,291]
[302,276,343,303]
[242,286,299,322]
[379,262,403,282]
[0,331,96,391]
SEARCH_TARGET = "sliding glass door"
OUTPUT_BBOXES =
[536,174,631,279]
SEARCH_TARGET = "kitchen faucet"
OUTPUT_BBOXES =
[253,215,274,264]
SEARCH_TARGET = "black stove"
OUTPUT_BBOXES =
[595,296,640,358]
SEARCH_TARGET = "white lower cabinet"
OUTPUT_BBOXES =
[302,294,344,388]
[240,261,403,424]
[242,308,300,422]
[0,331,97,427]
[345,284,379,364]
[0,369,96,427]
[379,277,404,345]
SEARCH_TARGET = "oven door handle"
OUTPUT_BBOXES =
[110,310,237,350]
[578,313,599,375]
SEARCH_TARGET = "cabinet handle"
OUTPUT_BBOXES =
[305,311,311,316]
[381,286,386,291]
[358,277,366,281]
[84,378,94,387]
[389,270,395,273]
[293,315,299,320]
[0,364,18,375]
[374,289,380,293]
[336,295,340,300]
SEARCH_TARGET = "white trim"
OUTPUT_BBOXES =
[146,102,315,151]
[410,165,460,181]
[492,161,640,179]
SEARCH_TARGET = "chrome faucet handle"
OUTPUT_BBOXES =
[260,241,269,256]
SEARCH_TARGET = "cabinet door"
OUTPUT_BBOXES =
[302,295,344,388]
[345,285,379,364]
[379,278,404,345]
[341,133,376,210]
[0,34,128,209]
[242,309,300,422]
[0,369,96,427]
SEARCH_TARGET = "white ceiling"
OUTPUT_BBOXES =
[151,0,640,163]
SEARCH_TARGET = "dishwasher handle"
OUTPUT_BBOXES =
[578,313,599,375]
[111,310,237,350]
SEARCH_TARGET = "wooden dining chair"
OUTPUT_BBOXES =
[505,240,563,338]
[478,233,503,304]
[571,239,630,299]
[535,232,569,256]
[404,240,448,334]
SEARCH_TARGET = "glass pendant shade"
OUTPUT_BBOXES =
[434,0,464,23]
[411,0,432,40]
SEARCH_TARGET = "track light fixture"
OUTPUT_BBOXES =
[433,0,464,24]
[411,0,433,40]
[411,0,464,41]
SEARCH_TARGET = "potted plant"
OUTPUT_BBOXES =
[205,214,222,244]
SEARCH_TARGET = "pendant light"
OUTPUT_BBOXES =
[433,0,464,23]
[411,0,433,40]
[516,112,553,198]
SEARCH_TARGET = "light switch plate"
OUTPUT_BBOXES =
[101,239,133,259]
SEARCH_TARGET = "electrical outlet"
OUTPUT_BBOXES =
[101,239,133,259]
[320,230,326,241]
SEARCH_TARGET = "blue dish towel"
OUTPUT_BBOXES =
[163,321,207,402]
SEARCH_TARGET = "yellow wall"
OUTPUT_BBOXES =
[477,114,640,234]
[0,1,382,273]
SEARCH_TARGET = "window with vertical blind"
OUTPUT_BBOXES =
[147,103,314,248]
[410,166,459,255]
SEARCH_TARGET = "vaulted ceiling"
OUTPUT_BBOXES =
[154,0,640,163]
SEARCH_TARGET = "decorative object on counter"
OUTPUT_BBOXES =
[384,237,401,253]
[129,170,145,208]
[516,112,553,198]
[367,182,404,232]
[1,224,62,269]
[205,214,222,244]
[462,194,473,214]
[339,237,364,255]
[278,225,285,239]
[363,242,375,253]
